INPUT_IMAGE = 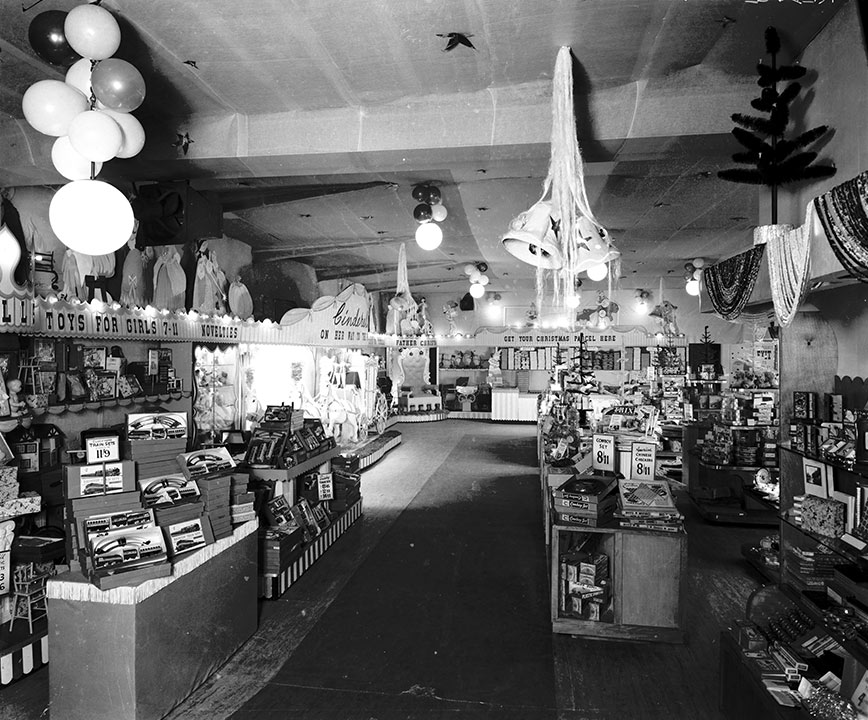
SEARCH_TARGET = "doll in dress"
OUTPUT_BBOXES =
[153,247,186,311]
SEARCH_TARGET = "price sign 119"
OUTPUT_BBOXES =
[592,434,615,473]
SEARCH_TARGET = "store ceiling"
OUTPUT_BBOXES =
[0,0,845,295]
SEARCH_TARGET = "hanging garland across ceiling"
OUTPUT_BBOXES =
[703,245,766,321]
[814,171,868,283]
[758,205,813,327]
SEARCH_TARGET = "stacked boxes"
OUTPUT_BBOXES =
[330,469,361,515]
[551,473,618,528]
[125,412,189,478]
[196,474,233,540]
[230,472,256,525]
[65,490,144,574]
[559,548,610,621]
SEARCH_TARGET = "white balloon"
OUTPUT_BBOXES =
[463,263,476,276]
[51,136,103,181]
[686,279,701,296]
[49,180,134,255]
[469,270,482,283]
[469,283,485,299]
[478,274,490,286]
[693,269,703,280]
[21,80,88,137]
[68,110,123,162]
[65,58,93,97]
[99,109,145,158]
[415,222,442,251]
[431,203,448,222]
[692,257,706,269]
[64,4,121,60]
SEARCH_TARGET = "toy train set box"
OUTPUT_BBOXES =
[176,447,236,481]
[63,461,136,498]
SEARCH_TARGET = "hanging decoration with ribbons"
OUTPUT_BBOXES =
[757,205,815,327]
[703,245,766,321]
[501,47,619,313]
[814,171,868,283]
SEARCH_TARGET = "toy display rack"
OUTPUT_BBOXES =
[260,498,362,600]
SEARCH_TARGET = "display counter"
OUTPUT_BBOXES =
[491,387,538,421]
[47,520,258,720]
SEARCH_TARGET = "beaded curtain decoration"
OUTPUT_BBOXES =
[758,204,814,327]
[814,171,868,283]
[703,245,766,321]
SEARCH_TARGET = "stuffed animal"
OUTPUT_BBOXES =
[7,379,27,417]
[650,300,680,336]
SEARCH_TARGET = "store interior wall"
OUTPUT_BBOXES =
[420,287,745,344]
[752,0,868,303]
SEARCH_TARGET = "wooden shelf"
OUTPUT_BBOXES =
[285,446,341,480]
[779,442,868,481]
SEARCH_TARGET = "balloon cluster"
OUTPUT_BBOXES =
[412,184,448,251]
[684,258,705,296]
[462,262,489,299]
[23,5,146,255]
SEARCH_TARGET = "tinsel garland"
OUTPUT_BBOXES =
[814,171,868,283]
[703,245,766,321]
[758,205,813,327]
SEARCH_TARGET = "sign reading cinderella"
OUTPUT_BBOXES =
[280,284,372,346]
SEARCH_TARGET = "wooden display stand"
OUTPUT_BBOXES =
[550,522,687,643]
[47,521,258,720]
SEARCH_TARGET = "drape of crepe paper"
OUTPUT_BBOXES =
[120,222,154,308]
[192,242,228,315]
[703,245,766,321]
[228,277,254,320]
[61,249,84,300]
[546,48,619,305]
[756,205,815,327]
[385,244,419,336]
[152,247,186,311]
[814,171,868,283]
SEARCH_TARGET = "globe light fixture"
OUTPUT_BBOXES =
[469,282,485,299]
[686,279,701,296]
[586,263,608,282]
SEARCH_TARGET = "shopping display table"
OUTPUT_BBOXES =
[47,520,258,720]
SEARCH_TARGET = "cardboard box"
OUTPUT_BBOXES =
[64,461,136,498]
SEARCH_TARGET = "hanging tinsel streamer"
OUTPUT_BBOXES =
[703,245,765,321]
[760,204,814,327]
[814,171,868,283]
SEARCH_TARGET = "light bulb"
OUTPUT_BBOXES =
[636,300,650,315]
[586,263,608,282]
[49,180,134,255]
[686,279,701,296]
[469,282,485,299]
[565,294,581,309]
[415,222,443,250]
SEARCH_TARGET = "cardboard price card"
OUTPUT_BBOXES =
[317,472,334,501]
[630,441,657,481]
[592,434,615,473]
[85,435,120,465]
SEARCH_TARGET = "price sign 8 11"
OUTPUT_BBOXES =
[592,434,615,473]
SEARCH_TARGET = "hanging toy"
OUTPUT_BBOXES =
[228,276,254,319]
[152,246,186,310]
[650,300,680,336]
[120,220,153,307]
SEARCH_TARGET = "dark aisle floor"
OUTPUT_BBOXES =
[0,421,769,720]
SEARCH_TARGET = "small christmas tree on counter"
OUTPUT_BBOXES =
[718,26,835,223]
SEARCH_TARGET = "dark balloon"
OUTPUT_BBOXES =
[28,10,81,67]
[411,185,429,202]
[425,185,441,205]
[413,203,433,222]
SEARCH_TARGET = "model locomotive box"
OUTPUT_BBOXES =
[177,447,236,481]
[64,461,136,499]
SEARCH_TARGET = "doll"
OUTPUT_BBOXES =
[7,379,26,417]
